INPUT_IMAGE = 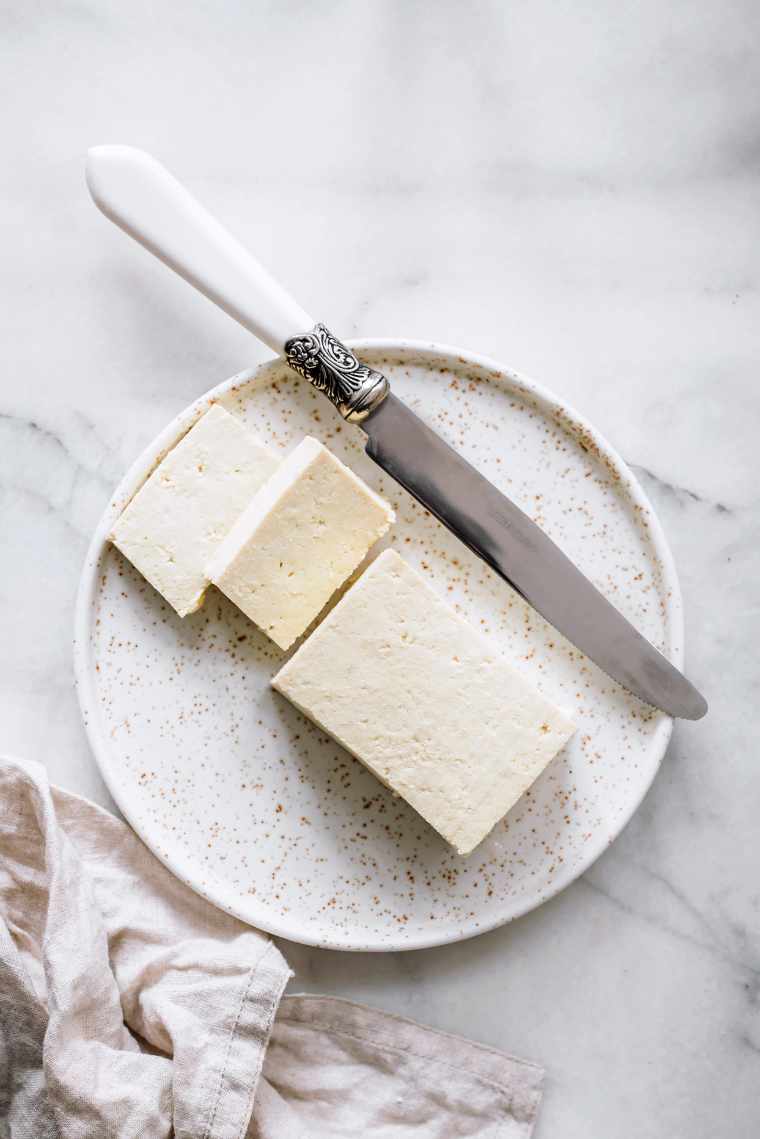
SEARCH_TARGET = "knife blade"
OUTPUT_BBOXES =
[86,147,707,721]
[361,392,707,720]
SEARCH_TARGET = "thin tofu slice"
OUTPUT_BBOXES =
[110,404,279,617]
[207,436,395,650]
[272,549,575,855]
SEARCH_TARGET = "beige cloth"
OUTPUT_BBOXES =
[256,997,544,1138]
[0,756,544,1137]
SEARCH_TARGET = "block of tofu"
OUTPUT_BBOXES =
[272,549,575,855]
[110,404,279,617]
[207,436,395,650]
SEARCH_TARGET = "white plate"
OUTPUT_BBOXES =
[74,341,681,951]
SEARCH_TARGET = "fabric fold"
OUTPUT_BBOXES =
[252,994,544,1138]
[0,755,290,1139]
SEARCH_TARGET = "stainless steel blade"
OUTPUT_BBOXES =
[362,394,707,720]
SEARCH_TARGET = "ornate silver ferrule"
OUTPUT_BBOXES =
[284,323,390,422]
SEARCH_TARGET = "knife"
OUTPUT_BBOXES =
[85,146,707,720]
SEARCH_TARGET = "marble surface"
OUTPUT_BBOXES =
[1,2,758,1135]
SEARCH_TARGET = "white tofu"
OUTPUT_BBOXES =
[110,404,279,617]
[207,436,394,650]
[272,549,575,856]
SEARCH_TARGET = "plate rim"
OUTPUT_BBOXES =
[74,338,681,951]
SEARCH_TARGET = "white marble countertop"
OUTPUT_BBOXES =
[2,2,758,1134]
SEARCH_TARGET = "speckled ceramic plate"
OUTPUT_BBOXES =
[74,341,682,951]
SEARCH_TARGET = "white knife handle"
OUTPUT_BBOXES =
[86,145,313,354]
[86,146,389,421]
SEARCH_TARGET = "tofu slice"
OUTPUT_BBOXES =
[272,549,575,855]
[207,436,395,650]
[110,404,279,617]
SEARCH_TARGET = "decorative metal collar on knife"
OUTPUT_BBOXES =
[284,323,389,422]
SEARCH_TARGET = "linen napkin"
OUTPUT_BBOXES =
[0,755,544,1137]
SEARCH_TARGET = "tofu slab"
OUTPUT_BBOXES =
[272,549,575,855]
[207,436,394,650]
[110,405,279,617]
